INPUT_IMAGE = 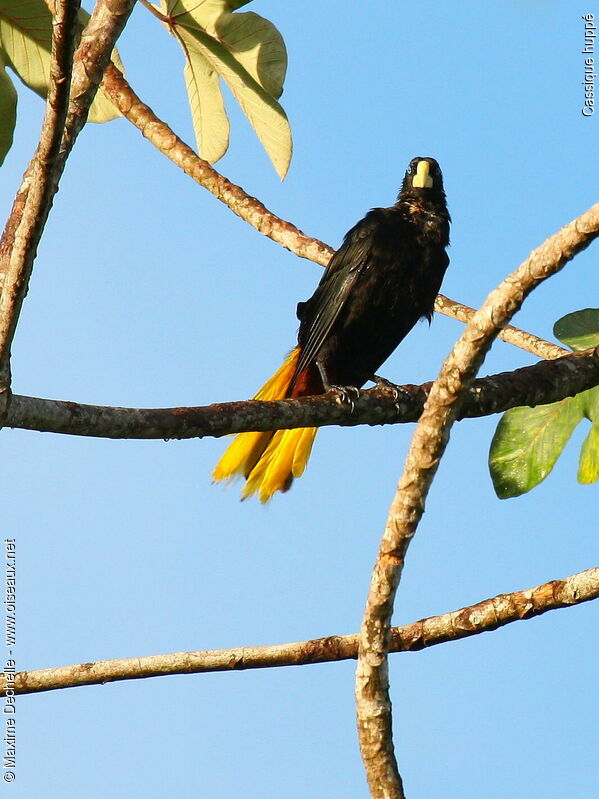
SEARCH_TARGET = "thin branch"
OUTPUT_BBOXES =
[3,567,596,696]
[60,0,137,156]
[434,294,569,360]
[100,63,333,265]
[5,348,599,439]
[98,63,567,362]
[0,0,136,426]
[0,0,80,408]
[355,202,599,799]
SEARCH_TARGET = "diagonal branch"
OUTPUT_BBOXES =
[434,294,568,360]
[0,0,81,409]
[0,0,136,426]
[60,0,137,154]
[101,63,332,265]
[355,202,599,799]
[98,63,563,362]
[5,348,599,439]
[3,566,596,696]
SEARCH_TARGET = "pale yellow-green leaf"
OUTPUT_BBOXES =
[183,48,229,163]
[0,57,17,165]
[0,0,122,123]
[578,422,599,483]
[165,1,286,97]
[0,0,50,94]
[176,23,291,177]
[577,386,599,483]
[578,384,599,422]
[162,0,291,177]
[215,11,287,99]
[162,0,229,29]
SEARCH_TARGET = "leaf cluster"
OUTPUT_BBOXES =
[490,309,599,497]
[0,0,291,177]
[0,0,121,164]
[161,0,291,177]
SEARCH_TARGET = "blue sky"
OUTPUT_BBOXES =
[2,2,598,797]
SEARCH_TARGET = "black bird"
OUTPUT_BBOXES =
[213,156,451,501]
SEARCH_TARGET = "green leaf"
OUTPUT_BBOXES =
[576,385,599,483]
[215,11,287,99]
[553,308,599,351]
[489,396,584,498]
[0,0,121,123]
[183,48,230,165]
[578,384,599,421]
[0,56,17,165]
[578,421,599,483]
[225,1,253,10]
[163,0,291,177]
[490,309,599,497]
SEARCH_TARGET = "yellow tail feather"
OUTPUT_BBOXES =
[212,347,318,502]
[241,426,318,503]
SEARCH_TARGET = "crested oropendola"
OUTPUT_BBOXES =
[213,157,451,502]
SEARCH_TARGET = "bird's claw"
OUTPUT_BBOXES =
[329,384,361,412]
[372,375,411,414]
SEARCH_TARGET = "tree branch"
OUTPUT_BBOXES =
[5,349,599,439]
[98,63,565,362]
[434,294,568,360]
[0,0,136,426]
[355,202,599,799]
[2,567,596,696]
[0,0,80,411]
[60,0,136,153]
[100,63,333,265]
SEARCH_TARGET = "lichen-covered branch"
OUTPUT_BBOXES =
[0,0,80,408]
[2,567,596,696]
[434,294,568,360]
[60,0,136,153]
[0,0,136,426]
[5,348,599,439]
[355,202,599,799]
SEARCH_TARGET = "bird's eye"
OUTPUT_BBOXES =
[406,166,413,174]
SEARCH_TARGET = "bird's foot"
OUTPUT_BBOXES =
[329,384,361,413]
[372,374,401,391]
[371,375,411,414]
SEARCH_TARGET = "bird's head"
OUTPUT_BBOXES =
[400,157,444,195]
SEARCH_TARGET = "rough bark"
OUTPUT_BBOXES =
[4,349,599,439]
[3,567,596,696]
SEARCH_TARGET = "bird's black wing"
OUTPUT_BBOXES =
[295,210,384,378]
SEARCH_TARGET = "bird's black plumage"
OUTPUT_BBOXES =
[213,156,451,501]
[291,156,450,394]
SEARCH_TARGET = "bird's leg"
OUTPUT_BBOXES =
[317,359,360,412]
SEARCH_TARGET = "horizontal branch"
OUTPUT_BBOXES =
[3,566,596,696]
[5,349,599,439]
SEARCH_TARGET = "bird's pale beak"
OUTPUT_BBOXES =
[412,160,433,189]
